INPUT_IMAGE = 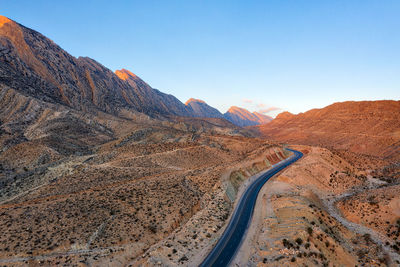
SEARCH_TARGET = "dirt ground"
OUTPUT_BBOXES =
[0,125,288,266]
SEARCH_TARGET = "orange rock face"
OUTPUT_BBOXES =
[257,100,400,160]
[115,68,137,80]
[0,15,11,27]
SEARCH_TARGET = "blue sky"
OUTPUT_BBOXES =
[2,0,399,116]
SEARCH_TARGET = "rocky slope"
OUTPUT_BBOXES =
[256,100,400,161]
[224,106,273,127]
[0,15,194,118]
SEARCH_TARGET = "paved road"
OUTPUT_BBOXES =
[200,148,303,267]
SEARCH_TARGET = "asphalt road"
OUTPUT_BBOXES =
[200,148,303,267]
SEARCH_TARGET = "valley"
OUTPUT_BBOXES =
[0,13,399,267]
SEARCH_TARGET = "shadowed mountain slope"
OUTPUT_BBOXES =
[185,98,224,119]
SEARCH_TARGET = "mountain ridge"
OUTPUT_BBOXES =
[0,15,194,118]
[0,15,273,128]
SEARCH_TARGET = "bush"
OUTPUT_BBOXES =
[295,238,303,245]
[307,227,313,235]
[148,224,157,233]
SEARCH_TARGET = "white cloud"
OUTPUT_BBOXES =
[258,106,280,114]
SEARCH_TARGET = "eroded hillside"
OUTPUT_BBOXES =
[235,146,400,266]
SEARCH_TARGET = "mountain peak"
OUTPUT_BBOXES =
[115,69,137,80]
[185,98,206,105]
[228,106,243,111]
[185,98,223,118]
[275,111,294,120]
[0,15,12,27]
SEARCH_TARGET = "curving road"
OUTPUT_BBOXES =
[200,148,303,267]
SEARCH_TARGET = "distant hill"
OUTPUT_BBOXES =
[185,99,273,127]
[257,100,400,160]
[223,106,273,127]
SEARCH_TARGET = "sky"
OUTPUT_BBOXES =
[2,0,399,117]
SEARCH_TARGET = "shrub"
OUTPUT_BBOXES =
[307,227,313,235]
[148,224,157,233]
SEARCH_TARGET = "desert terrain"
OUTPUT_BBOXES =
[0,15,294,266]
[246,100,400,265]
[0,113,291,266]
[233,145,400,266]
[1,13,400,267]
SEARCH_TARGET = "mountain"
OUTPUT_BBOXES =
[0,15,251,161]
[223,106,273,127]
[185,98,224,118]
[114,68,195,117]
[185,98,273,127]
[0,15,193,118]
[257,100,400,160]
[252,111,274,124]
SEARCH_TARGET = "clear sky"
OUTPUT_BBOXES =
[2,0,399,116]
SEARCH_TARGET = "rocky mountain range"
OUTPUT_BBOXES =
[186,98,273,126]
[0,14,272,131]
[0,15,196,118]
